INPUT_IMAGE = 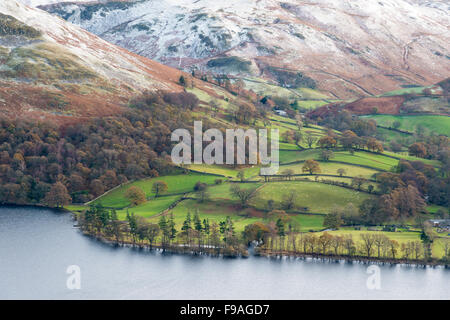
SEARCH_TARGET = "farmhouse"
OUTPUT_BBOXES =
[429,219,450,227]
[429,219,450,234]
[274,109,287,117]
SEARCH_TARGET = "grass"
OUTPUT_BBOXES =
[378,86,427,97]
[204,182,263,200]
[281,162,379,179]
[147,198,325,233]
[252,181,373,214]
[116,195,182,220]
[375,126,412,144]
[279,149,321,164]
[433,237,450,259]
[333,153,395,170]
[315,228,449,259]
[320,228,420,241]
[187,164,261,180]
[290,214,325,232]
[362,115,450,136]
[268,118,332,149]
[332,151,399,171]
[280,149,399,171]
[317,228,422,248]
[279,142,301,150]
[65,204,88,213]
[295,88,330,100]
[92,173,219,208]
[383,151,440,166]
[269,115,296,124]
[187,87,234,110]
[299,176,380,191]
[149,199,260,233]
[186,164,236,177]
[426,205,449,214]
[241,77,331,100]
[296,100,330,109]
[242,78,299,99]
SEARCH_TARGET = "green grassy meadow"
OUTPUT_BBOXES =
[280,161,380,178]
[363,114,450,136]
[251,181,372,214]
[92,173,219,208]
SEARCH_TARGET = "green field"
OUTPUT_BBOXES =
[383,151,440,166]
[187,164,261,180]
[279,142,301,150]
[427,205,449,214]
[204,182,263,200]
[376,126,411,141]
[434,237,450,259]
[295,88,331,100]
[316,228,423,249]
[363,115,450,136]
[332,151,400,171]
[116,195,182,219]
[187,87,235,110]
[252,181,373,214]
[146,198,325,233]
[296,100,330,109]
[242,78,330,100]
[315,228,449,259]
[279,149,321,164]
[147,199,261,232]
[290,214,325,231]
[92,173,219,208]
[279,150,399,171]
[298,176,380,191]
[280,161,379,179]
[378,86,427,97]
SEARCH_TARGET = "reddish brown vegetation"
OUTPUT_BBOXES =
[308,96,405,119]
[343,96,405,115]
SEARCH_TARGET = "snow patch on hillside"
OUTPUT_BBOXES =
[0,0,183,92]
[16,0,450,98]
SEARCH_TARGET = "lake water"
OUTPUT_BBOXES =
[0,206,448,300]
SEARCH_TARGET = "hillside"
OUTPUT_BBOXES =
[27,0,450,99]
[307,79,450,119]
[0,0,196,124]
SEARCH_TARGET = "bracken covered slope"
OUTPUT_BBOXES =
[0,0,192,124]
[307,78,450,118]
[28,0,450,99]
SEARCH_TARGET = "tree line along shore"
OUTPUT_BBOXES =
[74,203,450,265]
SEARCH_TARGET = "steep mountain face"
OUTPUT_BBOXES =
[0,0,188,124]
[28,0,450,99]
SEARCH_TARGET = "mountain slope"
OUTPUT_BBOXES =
[0,0,192,123]
[30,0,450,99]
[307,78,450,118]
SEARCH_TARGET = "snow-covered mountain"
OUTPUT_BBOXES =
[24,0,450,99]
[0,0,189,122]
[18,0,89,6]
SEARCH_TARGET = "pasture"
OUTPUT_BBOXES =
[92,173,219,208]
[363,114,450,136]
[251,181,373,214]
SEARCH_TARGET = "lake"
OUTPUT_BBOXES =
[0,206,448,299]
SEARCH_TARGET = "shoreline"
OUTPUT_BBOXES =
[254,249,450,268]
[76,220,449,267]
[2,204,448,267]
